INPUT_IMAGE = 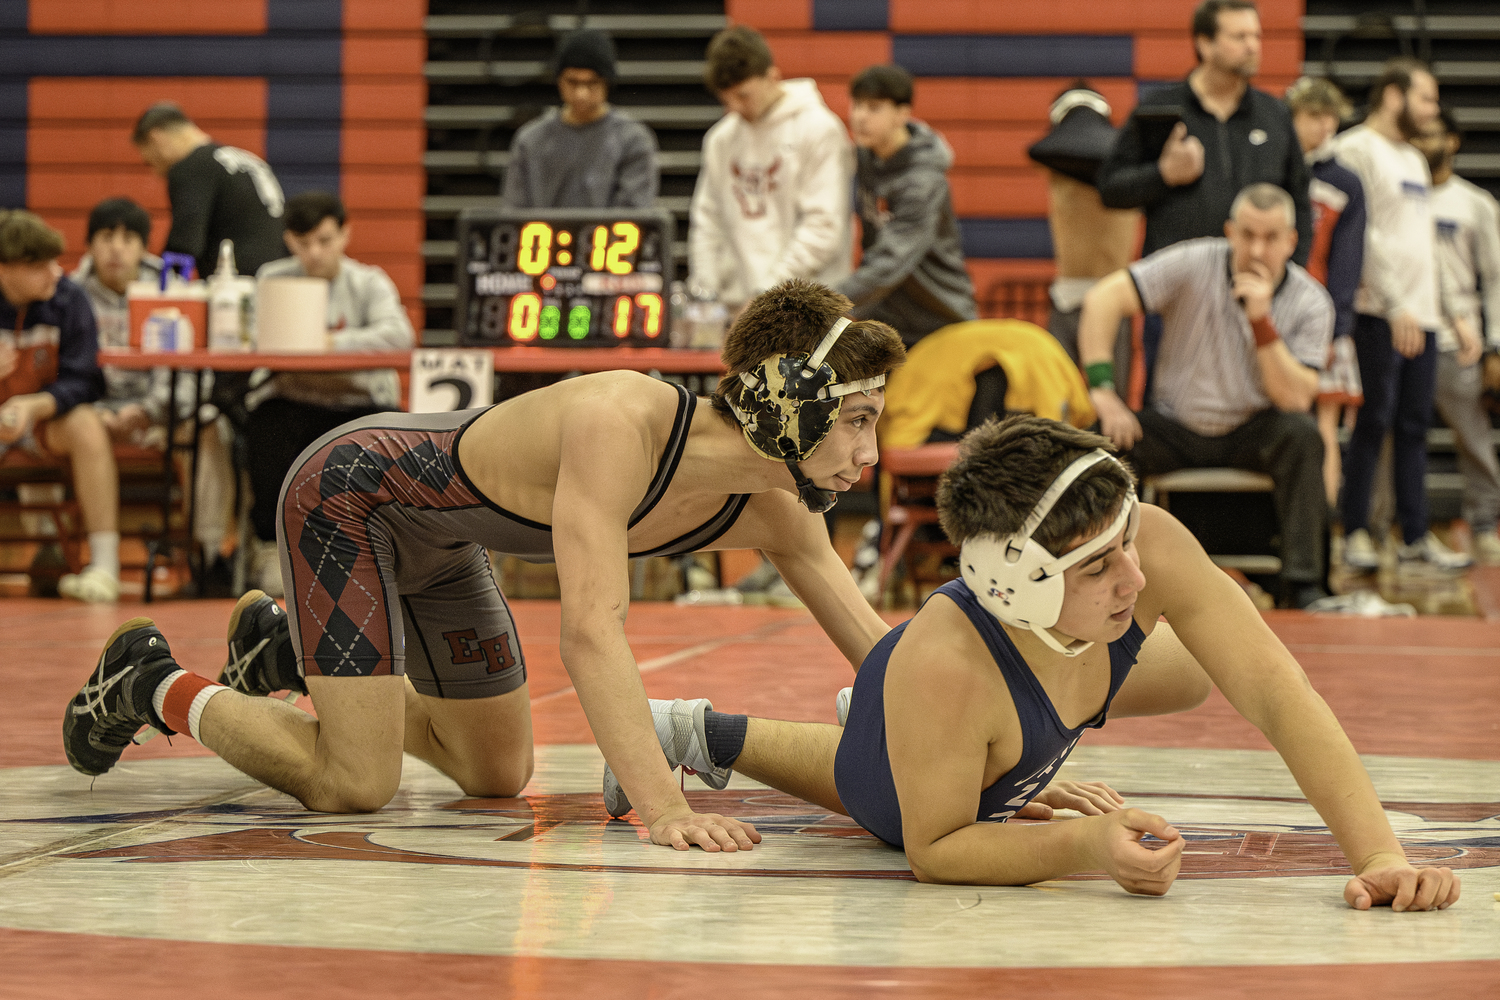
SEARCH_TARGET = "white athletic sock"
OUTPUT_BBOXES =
[86,531,121,578]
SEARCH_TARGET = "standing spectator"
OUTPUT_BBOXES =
[1028,83,1141,389]
[689,25,853,312]
[1332,58,1470,572]
[132,102,286,280]
[1413,110,1500,564]
[246,192,415,596]
[836,64,974,348]
[0,211,119,602]
[1079,185,1333,608]
[503,30,659,209]
[71,197,234,562]
[1098,0,1311,264]
[1285,77,1366,506]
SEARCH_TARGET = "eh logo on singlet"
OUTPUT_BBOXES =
[443,628,518,674]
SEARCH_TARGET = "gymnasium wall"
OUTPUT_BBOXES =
[726,0,1305,304]
[0,0,426,325]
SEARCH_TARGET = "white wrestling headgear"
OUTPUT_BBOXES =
[960,449,1139,658]
[727,316,887,513]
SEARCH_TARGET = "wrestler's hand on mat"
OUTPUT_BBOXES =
[1344,855,1461,912]
[1090,389,1142,451]
[1087,808,1184,896]
[649,808,762,853]
[1016,780,1126,819]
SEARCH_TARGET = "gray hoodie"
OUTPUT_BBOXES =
[837,120,975,345]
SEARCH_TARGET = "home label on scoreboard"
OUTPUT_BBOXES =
[455,207,675,347]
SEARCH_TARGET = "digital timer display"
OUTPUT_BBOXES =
[455,208,675,347]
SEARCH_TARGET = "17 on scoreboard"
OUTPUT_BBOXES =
[455,207,675,347]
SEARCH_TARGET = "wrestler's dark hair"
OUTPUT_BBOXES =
[1366,57,1431,117]
[937,414,1136,557]
[704,25,774,93]
[284,191,346,235]
[851,65,914,106]
[0,210,65,264]
[132,102,194,145]
[710,279,906,422]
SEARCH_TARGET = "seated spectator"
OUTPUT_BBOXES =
[248,192,416,595]
[1414,109,1500,564]
[0,210,119,602]
[71,197,235,560]
[503,30,659,209]
[689,25,853,312]
[1079,184,1333,608]
[1028,83,1141,390]
[1285,77,1366,506]
[131,102,286,281]
[836,65,974,347]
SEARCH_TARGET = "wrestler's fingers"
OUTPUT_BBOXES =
[1390,869,1419,912]
[1344,875,1373,910]
[1441,872,1462,909]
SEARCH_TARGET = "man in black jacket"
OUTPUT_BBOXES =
[1097,0,1311,266]
[132,102,287,280]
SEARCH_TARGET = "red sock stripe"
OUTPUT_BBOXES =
[161,672,222,736]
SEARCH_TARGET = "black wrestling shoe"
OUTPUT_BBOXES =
[219,590,306,698]
[63,618,179,777]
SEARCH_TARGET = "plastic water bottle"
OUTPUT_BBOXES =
[208,240,257,351]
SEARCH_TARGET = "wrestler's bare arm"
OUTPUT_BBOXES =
[884,596,1184,892]
[548,391,760,853]
[712,489,890,669]
[1136,504,1460,910]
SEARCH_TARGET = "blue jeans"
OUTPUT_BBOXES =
[1341,314,1438,544]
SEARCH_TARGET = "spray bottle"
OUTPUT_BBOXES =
[207,239,257,351]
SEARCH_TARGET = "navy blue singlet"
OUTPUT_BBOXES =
[832,577,1145,848]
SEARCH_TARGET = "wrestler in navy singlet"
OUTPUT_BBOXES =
[275,383,749,698]
[833,577,1145,848]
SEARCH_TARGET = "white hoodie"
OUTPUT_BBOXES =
[689,78,853,306]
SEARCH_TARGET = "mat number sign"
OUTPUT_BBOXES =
[456,207,675,348]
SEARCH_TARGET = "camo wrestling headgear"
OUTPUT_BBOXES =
[726,317,887,513]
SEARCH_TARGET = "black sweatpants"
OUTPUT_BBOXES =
[247,396,391,542]
[1130,407,1327,582]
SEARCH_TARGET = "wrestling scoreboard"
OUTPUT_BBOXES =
[454,207,675,347]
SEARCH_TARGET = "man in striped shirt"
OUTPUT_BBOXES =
[1079,183,1334,608]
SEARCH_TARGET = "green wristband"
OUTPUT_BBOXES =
[1085,361,1116,390]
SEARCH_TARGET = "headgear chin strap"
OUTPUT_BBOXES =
[727,316,887,512]
[959,449,1139,658]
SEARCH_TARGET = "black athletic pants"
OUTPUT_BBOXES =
[247,397,391,542]
[1130,407,1328,583]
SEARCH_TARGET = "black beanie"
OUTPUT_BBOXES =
[554,29,617,84]
[87,198,152,244]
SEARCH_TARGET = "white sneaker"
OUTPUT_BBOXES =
[58,565,120,603]
[1305,590,1416,617]
[1474,530,1500,566]
[835,686,852,727]
[249,539,284,598]
[1397,532,1473,572]
[602,697,732,819]
[1342,528,1380,572]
